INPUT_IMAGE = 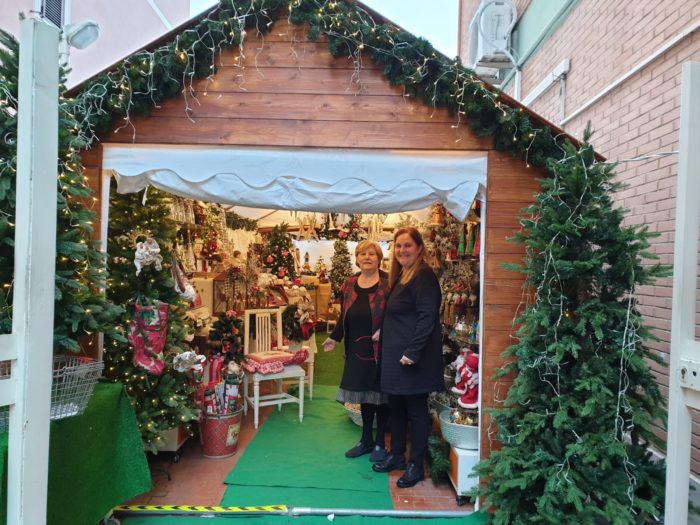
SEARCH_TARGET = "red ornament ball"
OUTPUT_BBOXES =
[266,255,274,263]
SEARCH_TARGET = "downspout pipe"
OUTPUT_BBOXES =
[561,19,700,125]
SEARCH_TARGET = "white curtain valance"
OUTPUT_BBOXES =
[103,144,487,221]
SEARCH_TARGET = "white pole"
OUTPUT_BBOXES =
[8,17,59,524]
[665,61,700,525]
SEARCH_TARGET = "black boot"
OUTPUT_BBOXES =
[396,462,424,488]
[372,453,406,473]
[345,442,374,458]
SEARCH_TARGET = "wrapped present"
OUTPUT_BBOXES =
[243,349,309,374]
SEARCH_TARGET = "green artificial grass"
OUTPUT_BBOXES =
[313,331,345,387]
[222,385,385,501]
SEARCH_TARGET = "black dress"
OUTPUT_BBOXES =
[380,266,443,395]
[336,282,386,405]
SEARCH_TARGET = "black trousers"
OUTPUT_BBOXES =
[387,393,429,468]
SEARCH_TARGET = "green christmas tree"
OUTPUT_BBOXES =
[475,131,669,524]
[329,239,353,295]
[104,185,198,450]
[0,30,123,351]
[262,223,296,280]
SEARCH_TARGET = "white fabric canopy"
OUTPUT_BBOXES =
[103,144,487,221]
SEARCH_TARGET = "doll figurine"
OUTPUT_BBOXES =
[451,350,479,409]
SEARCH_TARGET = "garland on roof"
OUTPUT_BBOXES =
[65,0,561,168]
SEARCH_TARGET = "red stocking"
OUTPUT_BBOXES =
[129,301,169,376]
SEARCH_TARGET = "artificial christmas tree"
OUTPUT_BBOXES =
[329,239,353,296]
[475,131,669,524]
[104,186,198,450]
[262,223,296,280]
[0,30,123,352]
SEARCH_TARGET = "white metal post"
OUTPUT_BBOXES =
[8,18,59,524]
[665,61,700,525]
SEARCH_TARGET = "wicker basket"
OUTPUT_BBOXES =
[439,410,478,450]
[0,355,104,432]
[344,403,363,426]
[343,402,379,428]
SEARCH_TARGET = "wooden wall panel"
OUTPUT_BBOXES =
[220,39,375,70]
[201,67,401,95]
[485,200,530,229]
[486,154,542,202]
[480,151,545,459]
[107,117,491,149]
[79,146,103,241]
[486,227,525,255]
[248,23,328,43]
[154,92,455,123]
[485,252,525,281]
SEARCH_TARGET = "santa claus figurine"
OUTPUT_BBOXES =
[451,349,479,409]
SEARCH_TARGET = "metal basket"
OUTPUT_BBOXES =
[438,409,478,450]
[0,355,104,432]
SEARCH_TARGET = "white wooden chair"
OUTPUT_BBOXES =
[279,333,316,399]
[242,308,305,429]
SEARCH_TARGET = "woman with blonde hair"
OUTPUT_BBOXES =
[323,240,391,462]
[372,227,442,489]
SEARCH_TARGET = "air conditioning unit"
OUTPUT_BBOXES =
[469,0,516,73]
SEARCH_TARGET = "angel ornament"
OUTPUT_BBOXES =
[134,237,163,276]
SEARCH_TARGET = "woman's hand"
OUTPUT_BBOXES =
[371,329,381,342]
[399,355,415,366]
[322,338,337,352]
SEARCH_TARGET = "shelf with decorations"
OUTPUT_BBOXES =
[426,202,481,502]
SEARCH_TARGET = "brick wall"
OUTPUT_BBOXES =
[460,0,700,473]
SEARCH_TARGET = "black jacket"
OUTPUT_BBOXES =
[380,266,443,395]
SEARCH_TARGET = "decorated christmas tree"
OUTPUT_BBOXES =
[0,30,123,352]
[104,185,198,450]
[262,223,296,280]
[329,239,353,295]
[475,131,669,523]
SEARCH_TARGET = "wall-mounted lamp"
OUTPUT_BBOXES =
[63,19,99,49]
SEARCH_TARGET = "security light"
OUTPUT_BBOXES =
[63,20,99,49]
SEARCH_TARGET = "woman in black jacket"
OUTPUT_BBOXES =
[372,227,443,488]
[323,240,391,462]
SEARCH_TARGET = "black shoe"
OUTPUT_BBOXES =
[396,462,425,488]
[345,442,374,458]
[370,445,388,463]
[371,453,406,472]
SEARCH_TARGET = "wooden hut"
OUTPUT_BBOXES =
[78,9,568,462]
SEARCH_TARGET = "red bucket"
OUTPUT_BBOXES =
[200,409,243,458]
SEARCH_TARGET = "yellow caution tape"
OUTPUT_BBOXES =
[114,504,287,514]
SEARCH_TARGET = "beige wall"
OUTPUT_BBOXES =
[0,0,194,87]
[460,0,700,473]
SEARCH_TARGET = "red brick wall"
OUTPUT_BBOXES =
[460,0,700,472]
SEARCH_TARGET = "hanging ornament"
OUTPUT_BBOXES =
[457,224,466,257]
[266,255,274,263]
[430,203,445,227]
[133,237,163,276]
